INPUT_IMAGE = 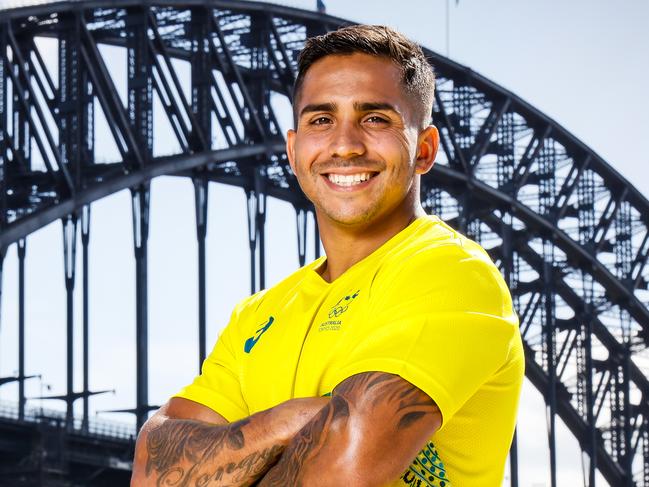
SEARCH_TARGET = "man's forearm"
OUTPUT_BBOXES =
[258,373,440,487]
[257,396,348,487]
[139,414,280,486]
[132,398,328,487]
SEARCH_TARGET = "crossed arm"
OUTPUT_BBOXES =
[131,372,442,486]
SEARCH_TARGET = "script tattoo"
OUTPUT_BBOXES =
[258,372,438,486]
[145,418,282,486]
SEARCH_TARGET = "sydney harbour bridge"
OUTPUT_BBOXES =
[0,1,647,485]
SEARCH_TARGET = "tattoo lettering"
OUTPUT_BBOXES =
[145,418,282,486]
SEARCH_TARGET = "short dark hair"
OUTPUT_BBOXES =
[293,24,435,128]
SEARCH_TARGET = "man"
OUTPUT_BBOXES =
[131,24,524,487]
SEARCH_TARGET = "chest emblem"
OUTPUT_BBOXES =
[328,290,360,318]
[318,290,361,332]
[244,316,274,353]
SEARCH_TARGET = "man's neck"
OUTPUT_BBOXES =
[316,206,425,283]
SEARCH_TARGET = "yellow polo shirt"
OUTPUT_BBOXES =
[175,215,524,486]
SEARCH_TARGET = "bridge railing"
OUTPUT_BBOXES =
[0,399,136,440]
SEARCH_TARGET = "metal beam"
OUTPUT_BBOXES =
[313,210,320,259]
[7,26,74,192]
[433,89,470,173]
[245,167,267,293]
[127,6,153,163]
[17,238,26,420]
[78,16,144,167]
[190,7,212,152]
[468,97,511,167]
[543,253,558,487]
[193,176,209,368]
[131,185,151,431]
[62,213,78,428]
[296,207,307,267]
[80,204,91,432]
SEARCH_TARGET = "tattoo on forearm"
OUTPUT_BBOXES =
[145,418,282,486]
[259,372,437,486]
[259,395,349,487]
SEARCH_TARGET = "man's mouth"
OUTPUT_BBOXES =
[325,172,378,187]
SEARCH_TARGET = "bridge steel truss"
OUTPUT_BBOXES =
[0,1,648,485]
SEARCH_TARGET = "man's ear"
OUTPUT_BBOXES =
[415,125,439,175]
[286,128,297,174]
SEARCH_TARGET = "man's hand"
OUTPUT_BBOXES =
[131,396,328,487]
[258,372,442,487]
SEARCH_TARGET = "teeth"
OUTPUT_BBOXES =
[327,172,373,186]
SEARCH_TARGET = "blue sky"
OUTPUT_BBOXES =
[1,1,647,485]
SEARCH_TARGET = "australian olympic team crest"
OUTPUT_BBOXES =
[328,290,360,318]
[318,290,361,332]
[400,441,451,487]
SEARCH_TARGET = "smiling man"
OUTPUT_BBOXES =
[131,25,524,487]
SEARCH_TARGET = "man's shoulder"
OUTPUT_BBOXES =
[382,215,497,278]
[372,216,512,314]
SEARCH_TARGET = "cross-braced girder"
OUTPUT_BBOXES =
[0,1,648,485]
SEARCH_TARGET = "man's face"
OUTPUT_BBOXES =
[287,53,438,231]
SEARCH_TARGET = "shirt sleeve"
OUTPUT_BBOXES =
[173,305,249,422]
[329,242,520,428]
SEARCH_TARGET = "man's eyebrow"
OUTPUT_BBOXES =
[353,101,399,113]
[299,102,337,118]
[298,101,401,119]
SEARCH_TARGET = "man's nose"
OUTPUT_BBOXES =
[329,121,366,159]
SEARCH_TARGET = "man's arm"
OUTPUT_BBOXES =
[258,372,442,487]
[131,396,328,487]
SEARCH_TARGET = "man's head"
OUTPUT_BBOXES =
[286,25,439,233]
[293,25,435,129]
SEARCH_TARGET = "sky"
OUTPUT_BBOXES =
[1,1,648,486]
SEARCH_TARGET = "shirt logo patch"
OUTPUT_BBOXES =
[244,316,274,353]
[328,290,360,318]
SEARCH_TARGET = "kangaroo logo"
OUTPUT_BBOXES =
[244,316,274,353]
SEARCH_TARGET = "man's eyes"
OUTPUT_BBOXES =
[308,115,389,125]
[311,116,332,125]
[364,115,389,124]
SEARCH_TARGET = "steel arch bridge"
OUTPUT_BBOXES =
[0,1,647,485]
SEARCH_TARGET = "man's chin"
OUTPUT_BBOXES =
[319,210,377,229]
